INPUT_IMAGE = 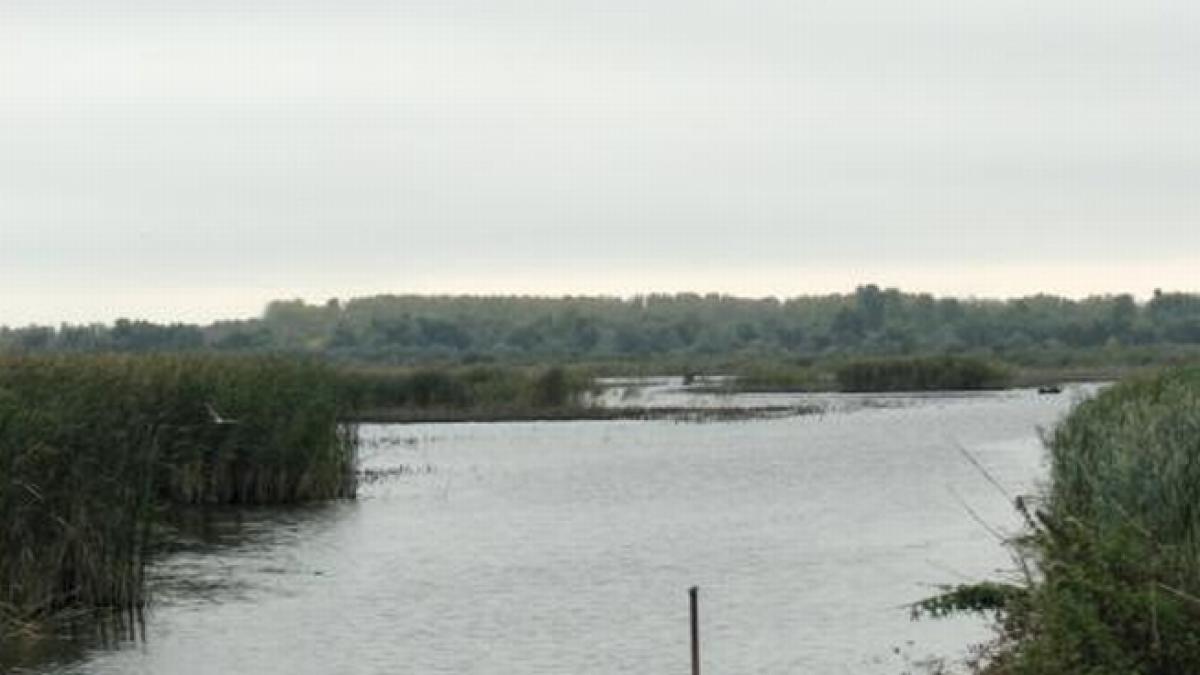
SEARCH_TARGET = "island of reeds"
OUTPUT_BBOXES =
[916,366,1200,673]
[338,364,593,422]
[0,354,358,637]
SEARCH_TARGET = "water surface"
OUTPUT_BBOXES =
[24,386,1093,674]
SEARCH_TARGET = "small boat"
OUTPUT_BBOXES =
[1037,385,1063,395]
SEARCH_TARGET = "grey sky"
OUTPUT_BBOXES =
[2,1,1198,324]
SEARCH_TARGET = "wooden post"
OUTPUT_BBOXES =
[689,586,700,675]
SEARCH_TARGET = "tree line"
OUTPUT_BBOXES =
[3,287,1200,366]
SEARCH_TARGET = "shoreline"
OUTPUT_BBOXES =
[697,366,1131,394]
[344,373,1126,424]
[344,404,819,424]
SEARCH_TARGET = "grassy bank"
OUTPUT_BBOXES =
[0,355,357,634]
[919,366,1200,673]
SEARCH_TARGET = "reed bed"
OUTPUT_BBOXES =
[337,365,591,420]
[1016,367,1200,673]
[0,354,357,632]
[918,366,1200,673]
[834,355,1010,392]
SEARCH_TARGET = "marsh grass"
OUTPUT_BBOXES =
[835,356,1010,392]
[720,356,1011,394]
[917,366,1200,674]
[726,364,829,392]
[0,354,357,633]
[337,364,590,419]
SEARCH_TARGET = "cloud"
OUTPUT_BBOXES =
[2,0,1198,323]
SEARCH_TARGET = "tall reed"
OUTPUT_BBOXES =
[0,354,358,631]
[835,355,1009,392]
[337,364,589,417]
[1017,367,1200,673]
[917,367,1200,673]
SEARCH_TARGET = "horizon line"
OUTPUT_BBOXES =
[3,284,1193,329]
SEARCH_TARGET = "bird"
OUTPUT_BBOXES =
[205,402,239,425]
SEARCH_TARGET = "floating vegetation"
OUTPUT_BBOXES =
[357,464,437,484]
[365,434,423,447]
[0,354,358,634]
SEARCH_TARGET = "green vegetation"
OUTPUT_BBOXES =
[917,367,1200,673]
[7,288,1200,393]
[834,356,1010,392]
[711,356,1009,393]
[338,365,592,421]
[729,363,830,392]
[5,289,1200,374]
[0,355,357,635]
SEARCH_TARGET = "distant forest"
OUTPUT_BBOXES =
[4,287,1200,367]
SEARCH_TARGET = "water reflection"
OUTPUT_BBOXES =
[3,502,358,674]
[0,616,121,674]
[152,503,360,606]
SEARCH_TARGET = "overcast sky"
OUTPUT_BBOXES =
[2,1,1198,324]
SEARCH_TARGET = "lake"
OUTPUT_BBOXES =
[21,384,1095,675]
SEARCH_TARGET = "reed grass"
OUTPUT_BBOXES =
[1012,367,1200,674]
[834,355,1010,392]
[728,364,829,392]
[0,354,357,631]
[917,366,1200,673]
[337,365,590,419]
